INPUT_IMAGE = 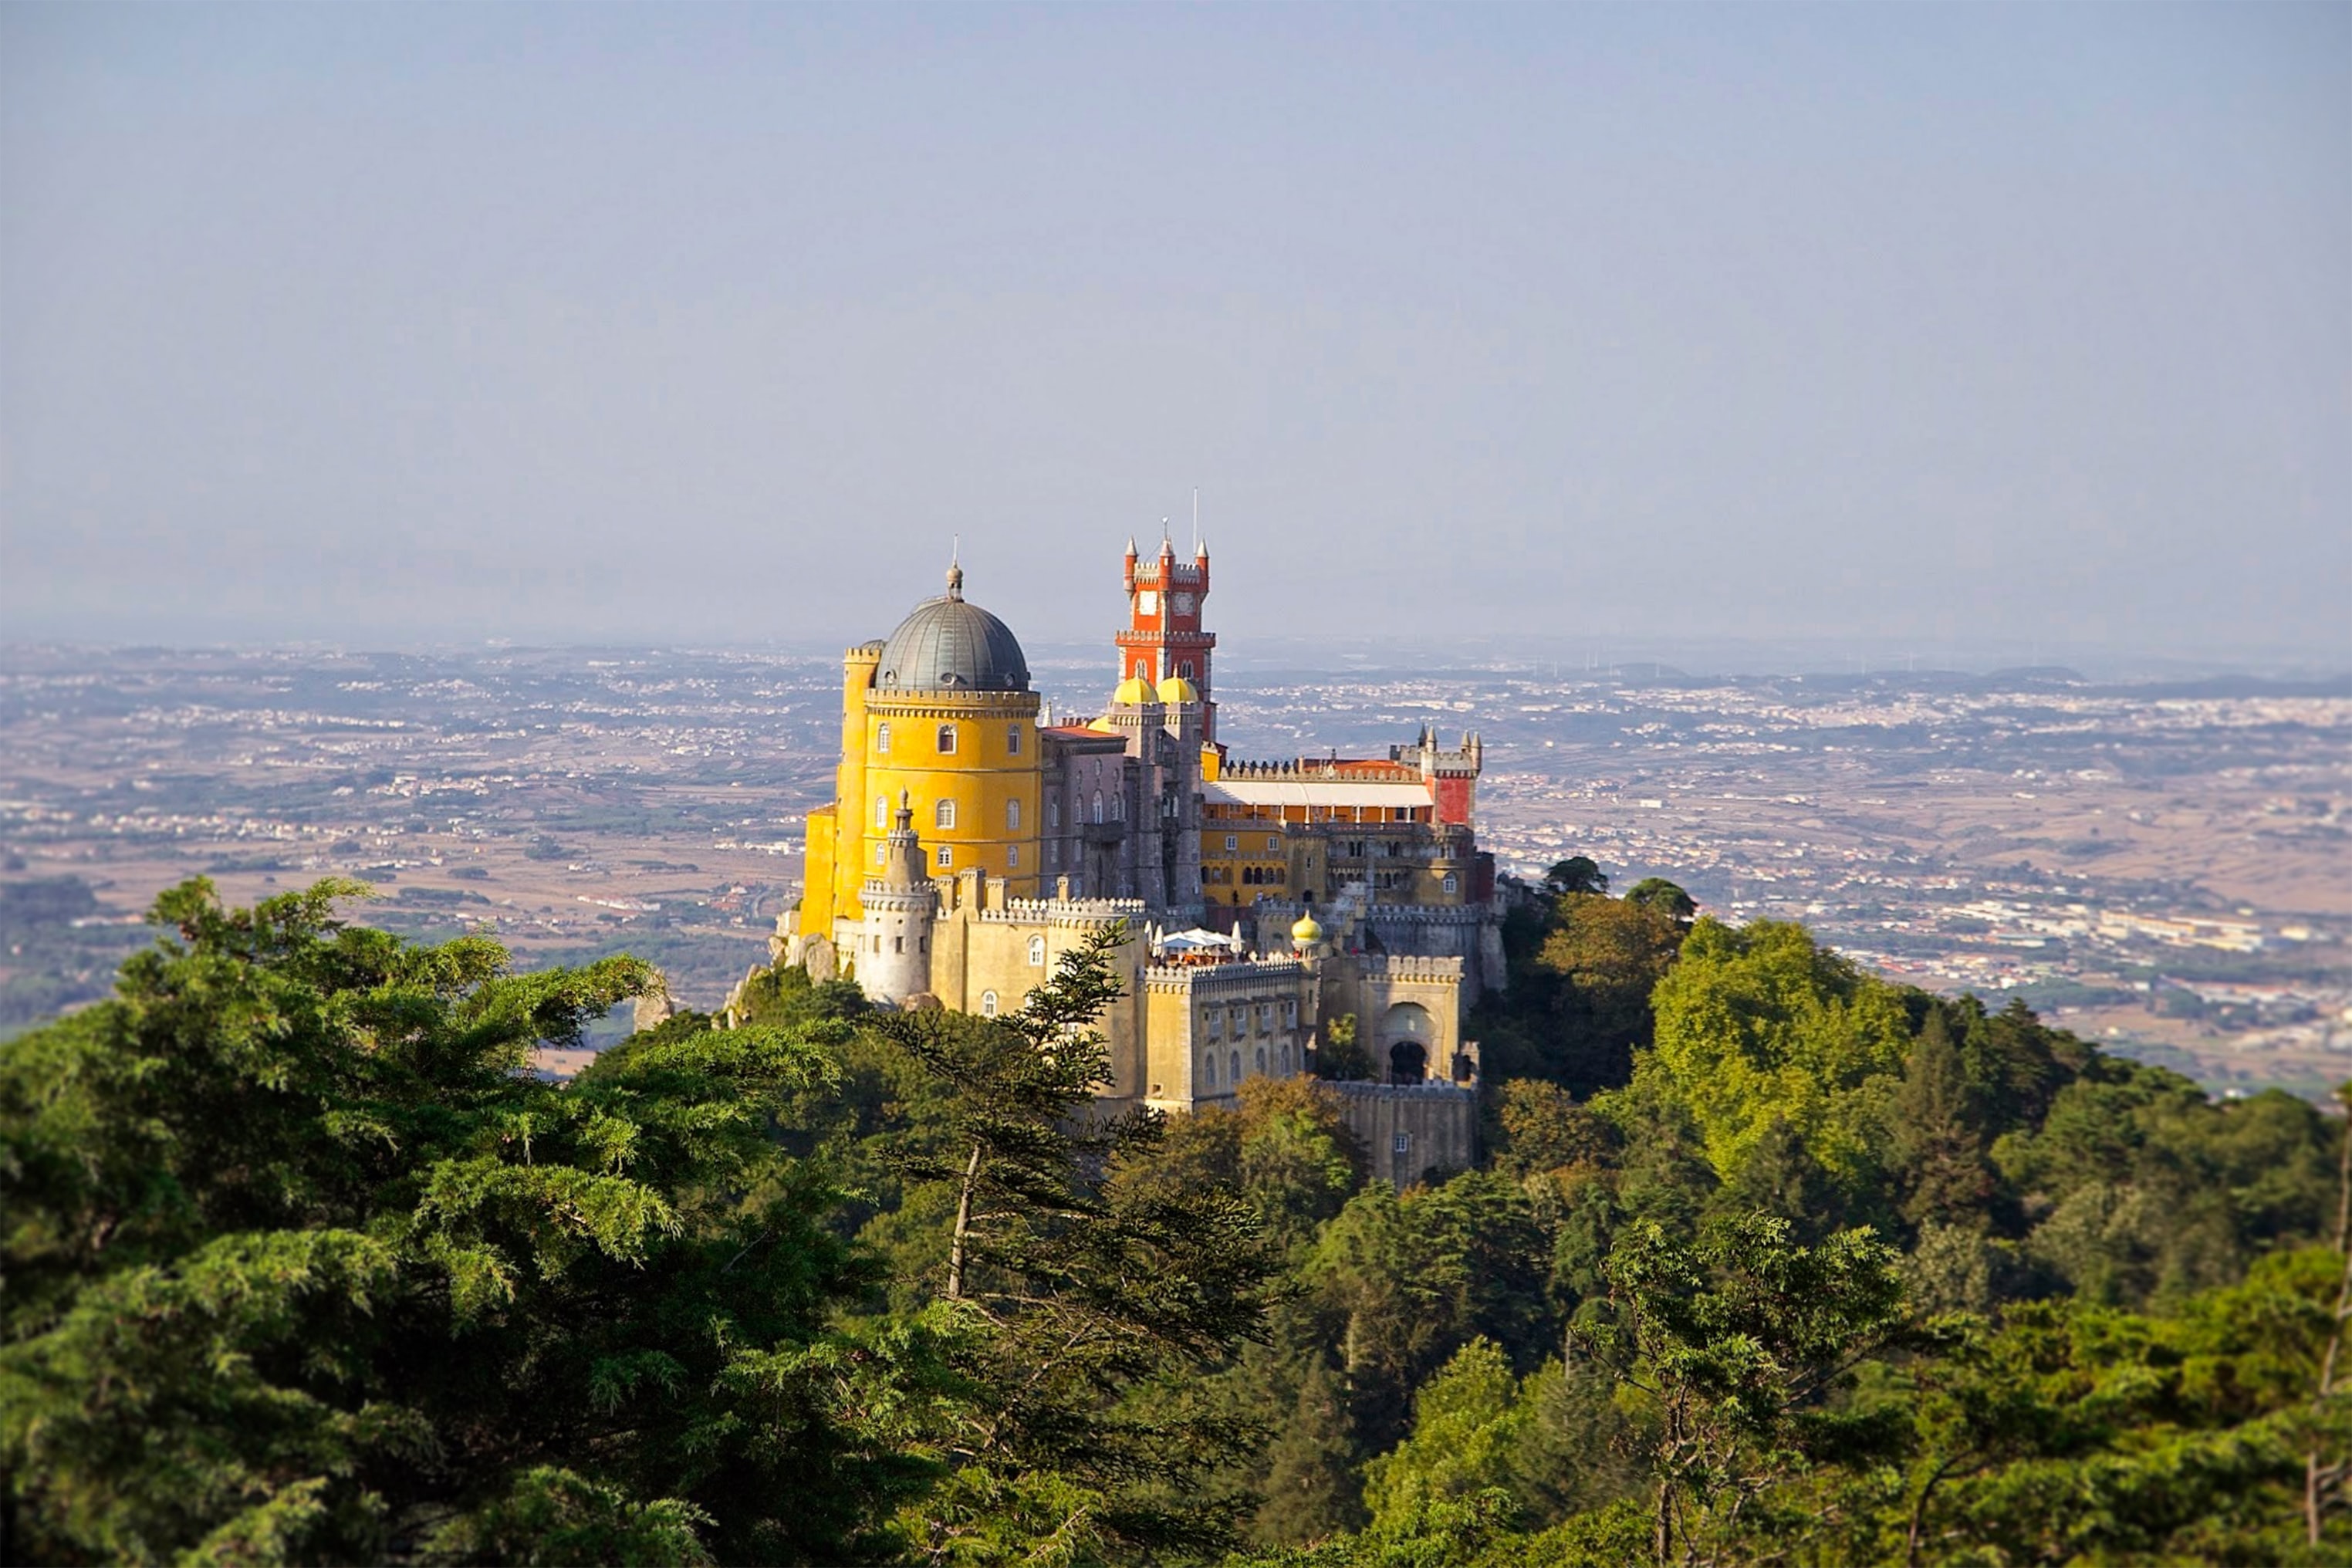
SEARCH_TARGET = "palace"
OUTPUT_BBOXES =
[780,539,1501,1183]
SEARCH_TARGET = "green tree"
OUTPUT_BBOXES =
[1531,896,1684,1094]
[1544,857,1609,897]
[1360,1339,1528,1530]
[0,878,919,1565]
[1601,1214,1911,1566]
[868,924,1292,1562]
[1317,1012,1374,1083]
[1623,879,1697,925]
[1627,918,1912,1186]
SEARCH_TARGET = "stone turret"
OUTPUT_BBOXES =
[858,792,937,1005]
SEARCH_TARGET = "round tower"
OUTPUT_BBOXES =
[859,792,938,1005]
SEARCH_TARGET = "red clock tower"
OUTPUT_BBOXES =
[1117,536,1217,741]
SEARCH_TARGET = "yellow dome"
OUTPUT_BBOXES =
[1155,675,1198,705]
[1291,914,1324,947]
[1112,676,1151,706]
[1086,714,1120,733]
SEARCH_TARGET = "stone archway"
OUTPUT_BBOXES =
[1381,1001,1434,1084]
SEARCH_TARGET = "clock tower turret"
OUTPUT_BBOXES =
[1117,534,1217,741]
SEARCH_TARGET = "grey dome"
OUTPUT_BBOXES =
[875,566,1031,693]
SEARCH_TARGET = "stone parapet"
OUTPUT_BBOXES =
[1143,958,1309,994]
[1348,954,1465,982]
[975,896,1145,930]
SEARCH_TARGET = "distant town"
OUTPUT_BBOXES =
[2,644,2344,1095]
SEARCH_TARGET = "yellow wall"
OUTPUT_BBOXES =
[858,695,1044,904]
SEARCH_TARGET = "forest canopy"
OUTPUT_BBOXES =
[4,875,2349,1566]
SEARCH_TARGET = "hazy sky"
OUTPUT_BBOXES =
[3,3,2346,664]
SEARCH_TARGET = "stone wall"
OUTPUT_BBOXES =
[1328,1081,1478,1188]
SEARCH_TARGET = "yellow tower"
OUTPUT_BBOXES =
[801,564,1044,943]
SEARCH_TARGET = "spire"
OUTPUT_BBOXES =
[945,541,964,601]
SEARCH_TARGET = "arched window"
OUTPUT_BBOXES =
[1229,1051,1242,1085]
[1005,725,1022,755]
[1007,845,1019,867]
[1112,793,1124,820]
[1091,791,1103,825]
[875,722,891,754]
[1255,1046,1266,1076]
[935,846,953,867]
[1047,798,1060,829]
[875,843,887,864]
[1279,1042,1293,1072]
[1027,934,1046,967]
[936,724,957,755]
[981,990,999,1017]
[935,799,956,830]
[874,796,888,830]
[1203,1053,1218,1087]
[1006,799,1020,831]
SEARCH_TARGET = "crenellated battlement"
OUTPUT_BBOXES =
[1349,954,1465,981]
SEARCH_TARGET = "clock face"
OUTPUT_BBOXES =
[1137,590,1157,615]
[1172,592,1195,614]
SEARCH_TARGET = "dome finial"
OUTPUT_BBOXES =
[946,537,964,600]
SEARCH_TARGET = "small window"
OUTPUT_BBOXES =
[1207,1009,1222,1039]
[1028,934,1046,967]
[1006,799,1021,831]
[1228,1050,1242,1084]
[1443,874,1459,894]
[936,846,953,867]
[981,990,999,1017]
[1048,799,1060,829]
[1203,1053,1218,1087]
[1393,1131,1411,1156]
[1178,661,1195,679]
[893,935,903,953]
[936,724,957,755]
[875,796,888,829]
[1006,725,1022,755]
[1224,835,1239,852]
[1279,1042,1293,1071]
[936,799,955,830]
[1007,845,1019,868]
[1267,836,1279,852]
[1112,794,1124,820]
[1049,840,1061,866]
[875,722,891,754]
[1092,791,1104,825]
[1255,1046,1266,1074]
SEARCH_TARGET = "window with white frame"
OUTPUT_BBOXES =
[1443,874,1459,894]
[1007,845,1019,867]
[1266,836,1279,852]
[935,846,953,867]
[1224,835,1239,852]
[1006,799,1020,831]
[981,990,999,1017]
[1006,725,1022,755]
[875,722,891,754]
[935,799,955,830]
[1027,934,1046,966]
[1393,1131,1411,1155]
[1048,799,1060,829]
[936,724,957,754]
[875,796,888,829]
